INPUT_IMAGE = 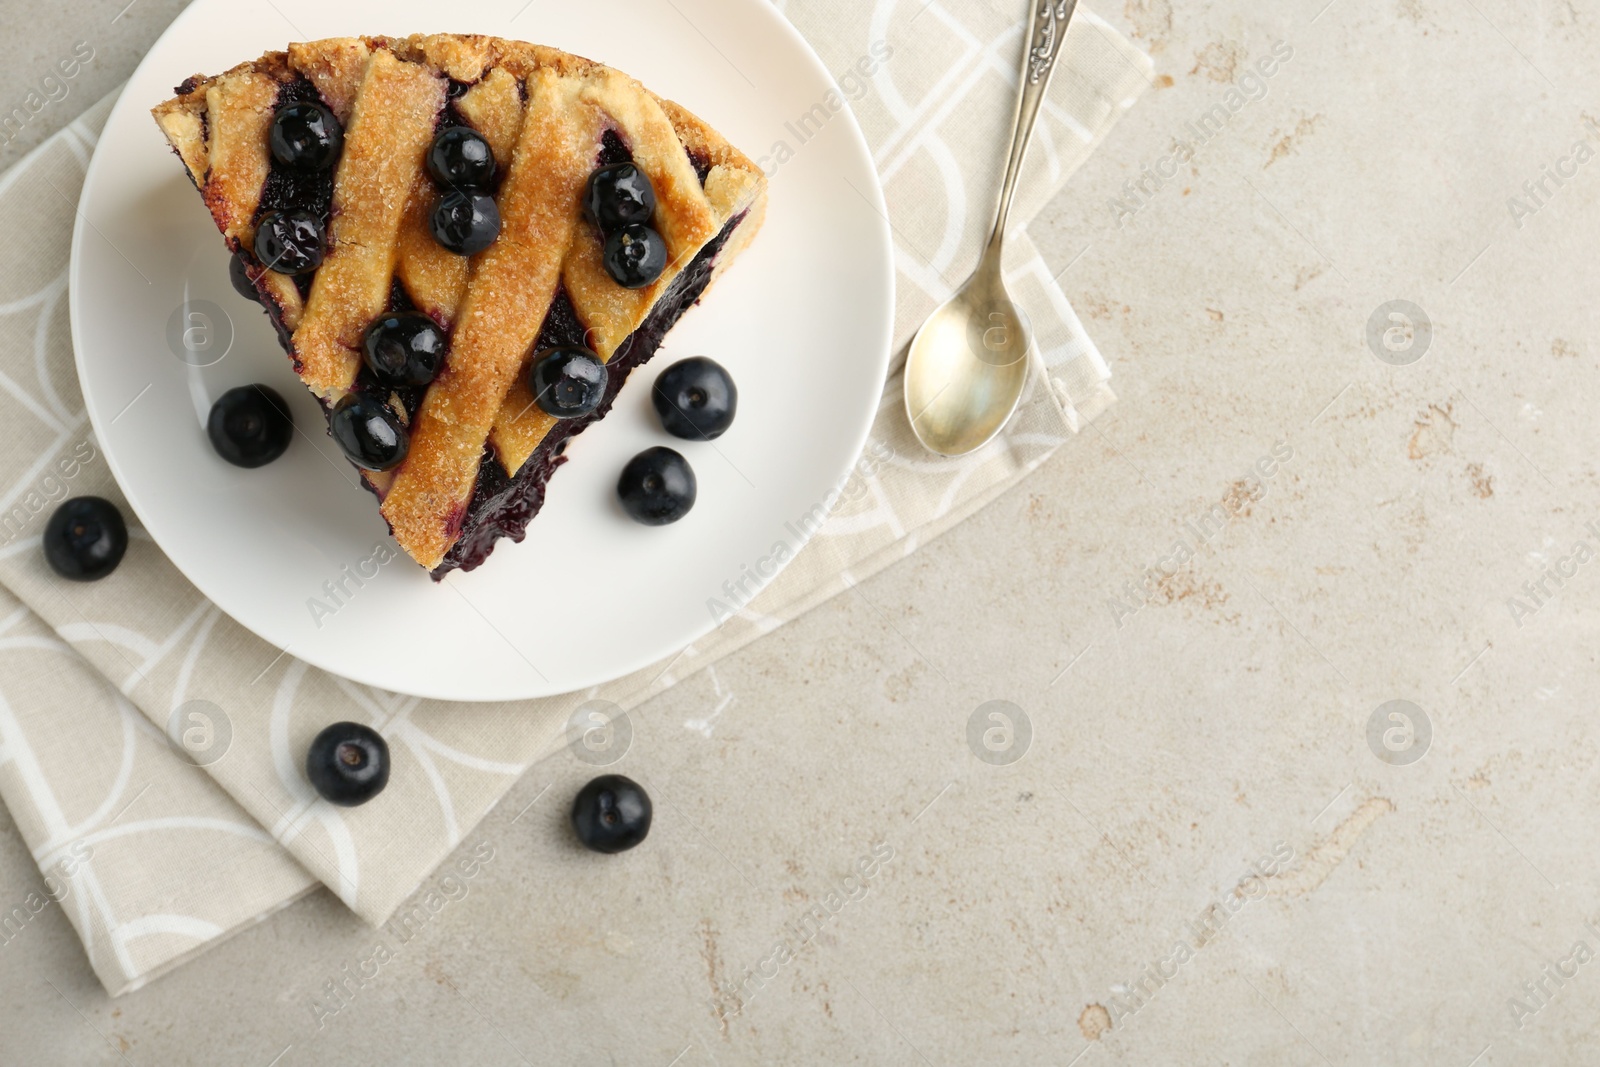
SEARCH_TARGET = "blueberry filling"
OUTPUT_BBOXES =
[597,128,632,168]
[254,79,336,230]
[687,148,713,185]
[252,78,338,300]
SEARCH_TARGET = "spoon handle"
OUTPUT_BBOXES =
[986,0,1080,251]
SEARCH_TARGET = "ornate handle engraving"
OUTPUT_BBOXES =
[1028,0,1074,84]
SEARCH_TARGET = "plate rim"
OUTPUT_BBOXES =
[69,0,895,702]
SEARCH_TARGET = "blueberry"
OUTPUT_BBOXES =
[652,357,737,441]
[570,774,652,854]
[254,209,325,275]
[329,394,409,472]
[229,253,260,302]
[305,722,389,806]
[269,102,343,171]
[362,313,447,388]
[43,497,127,582]
[207,385,293,468]
[584,162,656,234]
[427,126,496,188]
[430,190,501,256]
[530,347,607,420]
[602,224,668,289]
[617,447,695,526]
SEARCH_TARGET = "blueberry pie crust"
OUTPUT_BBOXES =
[153,35,767,576]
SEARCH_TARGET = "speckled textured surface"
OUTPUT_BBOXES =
[4,0,1600,1063]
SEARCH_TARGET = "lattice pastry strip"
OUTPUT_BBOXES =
[295,50,446,397]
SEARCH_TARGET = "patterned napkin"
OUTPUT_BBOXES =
[0,2,1150,995]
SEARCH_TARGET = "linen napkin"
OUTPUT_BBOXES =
[0,1,1151,995]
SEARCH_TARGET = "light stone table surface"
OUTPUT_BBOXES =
[4,0,1599,1064]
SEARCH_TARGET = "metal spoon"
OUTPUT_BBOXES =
[903,0,1079,456]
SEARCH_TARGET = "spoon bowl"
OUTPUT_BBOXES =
[903,256,1031,456]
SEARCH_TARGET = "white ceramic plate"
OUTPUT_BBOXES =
[71,0,893,701]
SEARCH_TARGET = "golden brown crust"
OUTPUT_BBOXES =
[288,39,371,123]
[393,175,467,324]
[656,98,759,176]
[455,68,524,165]
[151,34,768,571]
[199,73,278,244]
[151,98,207,186]
[706,180,768,289]
[254,264,305,333]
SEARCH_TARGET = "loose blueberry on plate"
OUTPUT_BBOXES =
[427,126,496,188]
[363,313,447,388]
[602,224,667,289]
[306,722,389,806]
[652,357,737,441]
[329,394,409,472]
[269,102,343,171]
[254,208,325,275]
[584,162,656,233]
[430,190,501,256]
[229,253,260,303]
[530,346,607,419]
[43,497,127,582]
[617,447,696,526]
[571,774,652,854]
[207,384,294,468]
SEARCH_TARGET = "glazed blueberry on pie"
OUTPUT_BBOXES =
[427,126,497,188]
[530,346,607,419]
[152,35,767,577]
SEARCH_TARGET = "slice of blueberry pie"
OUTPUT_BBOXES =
[152,35,767,576]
